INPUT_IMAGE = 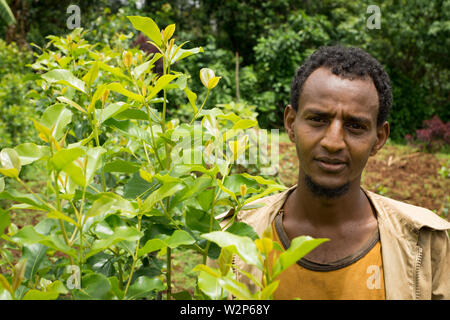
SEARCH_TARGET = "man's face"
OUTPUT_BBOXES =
[284,67,389,193]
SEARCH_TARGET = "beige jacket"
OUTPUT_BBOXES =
[218,184,450,300]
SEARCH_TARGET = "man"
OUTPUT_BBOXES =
[219,46,450,299]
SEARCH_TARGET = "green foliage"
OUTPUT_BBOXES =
[0,16,318,300]
[0,40,40,149]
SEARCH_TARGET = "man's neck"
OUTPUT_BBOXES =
[285,175,374,228]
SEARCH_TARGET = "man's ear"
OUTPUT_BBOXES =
[284,104,297,143]
[370,121,390,156]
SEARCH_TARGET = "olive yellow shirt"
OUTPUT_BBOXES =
[269,211,386,300]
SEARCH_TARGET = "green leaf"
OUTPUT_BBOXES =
[108,276,124,300]
[200,68,215,89]
[50,147,85,172]
[61,162,86,187]
[201,231,261,268]
[87,84,108,113]
[123,172,151,199]
[103,160,140,174]
[39,233,77,258]
[232,119,258,130]
[99,102,131,123]
[185,206,220,234]
[147,74,179,100]
[125,276,165,300]
[87,226,142,259]
[170,45,203,65]
[0,0,16,26]
[137,238,166,257]
[141,182,184,214]
[244,185,286,205]
[0,148,21,178]
[196,270,228,300]
[226,222,259,241]
[184,87,198,113]
[107,82,144,102]
[0,189,50,211]
[165,230,195,249]
[73,273,111,300]
[85,147,107,185]
[42,69,86,93]
[22,243,48,280]
[23,289,59,300]
[56,96,86,113]
[0,208,10,235]
[41,104,73,140]
[132,60,151,80]
[257,280,279,300]
[86,193,135,219]
[127,16,162,47]
[14,143,50,166]
[11,225,43,245]
[114,109,148,121]
[0,177,3,192]
[82,61,99,87]
[272,236,329,279]
[98,62,129,80]
[47,210,78,226]
[217,277,253,300]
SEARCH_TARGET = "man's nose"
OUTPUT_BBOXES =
[320,121,346,153]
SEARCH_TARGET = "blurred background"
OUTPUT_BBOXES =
[0,0,448,214]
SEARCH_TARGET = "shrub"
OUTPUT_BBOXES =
[405,115,450,153]
[0,40,40,149]
[0,17,323,300]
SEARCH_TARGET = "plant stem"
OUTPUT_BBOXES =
[123,214,142,299]
[166,247,172,300]
[91,111,107,192]
[190,89,210,125]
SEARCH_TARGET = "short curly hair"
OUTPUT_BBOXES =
[290,46,392,127]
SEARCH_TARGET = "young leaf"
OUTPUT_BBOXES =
[107,82,144,102]
[56,96,86,114]
[217,277,254,300]
[147,74,179,100]
[196,270,228,300]
[125,276,165,300]
[0,208,9,235]
[49,148,85,172]
[165,230,195,249]
[82,61,99,87]
[40,104,73,140]
[184,87,198,113]
[163,24,176,42]
[201,231,261,268]
[200,68,215,89]
[104,160,140,174]
[127,16,162,47]
[0,148,21,178]
[85,193,135,219]
[14,143,50,166]
[272,236,329,279]
[42,69,86,94]
[141,182,184,214]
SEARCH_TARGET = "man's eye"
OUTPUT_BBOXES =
[309,117,326,123]
[347,123,365,130]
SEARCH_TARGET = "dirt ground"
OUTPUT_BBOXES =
[277,141,449,220]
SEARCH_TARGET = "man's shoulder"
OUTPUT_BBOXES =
[365,190,450,231]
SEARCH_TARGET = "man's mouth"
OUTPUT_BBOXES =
[314,157,347,173]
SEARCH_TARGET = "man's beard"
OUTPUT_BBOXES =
[304,174,350,198]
